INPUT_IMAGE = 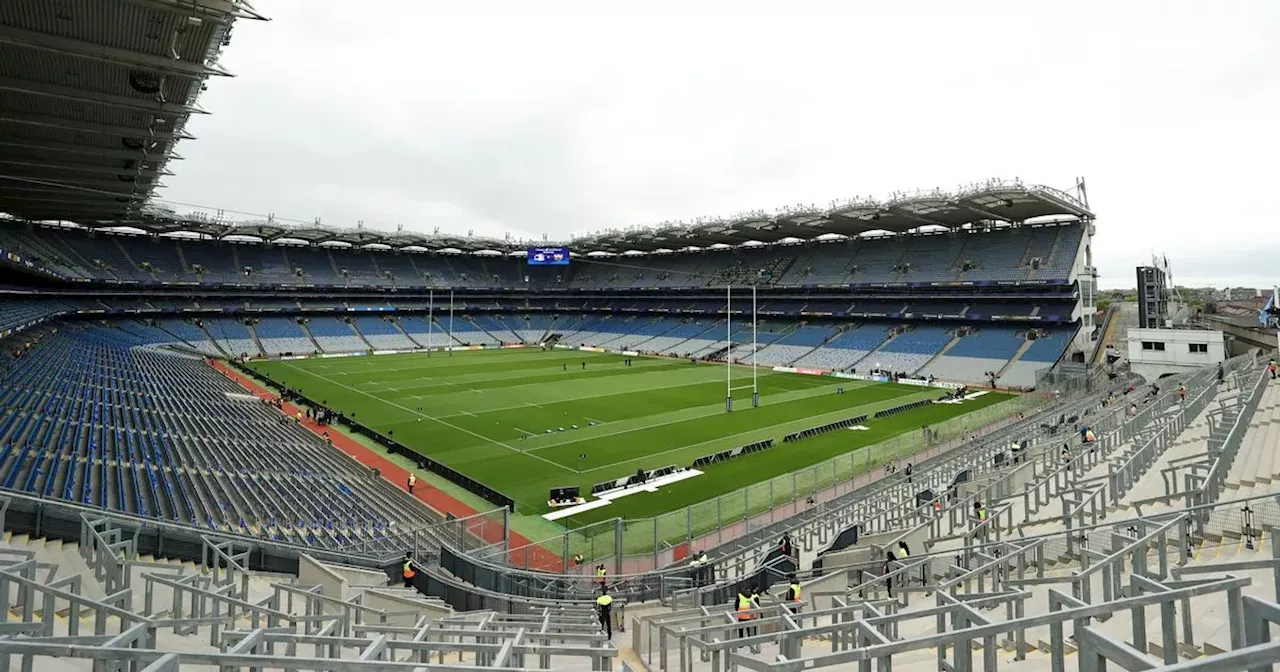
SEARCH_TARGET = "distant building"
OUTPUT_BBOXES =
[1126,327,1226,380]
[1135,266,1169,329]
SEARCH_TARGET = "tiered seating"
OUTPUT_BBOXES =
[2,222,1085,289]
[179,240,241,283]
[254,317,314,355]
[56,234,151,282]
[203,318,259,357]
[351,316,414,350]
[860,325,953,374]
[559,316,629,348]
[397,316,459,348]
[0,328,428,549]
[506,314,554,343]
[723,322,788,361]
[152,319,221,356]
[622,320,706,354]
[606,317,677,350]
[0,299,75,334]
[450,317,500,345]
[752,325,838,365]
[792,323,891,371]
[1000,328,1074,387]
[468,315,521,343]
[304,317,366,352]
[284,246,339,283]
[918,326,1025,382]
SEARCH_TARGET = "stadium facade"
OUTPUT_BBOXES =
[2,3,1280,671]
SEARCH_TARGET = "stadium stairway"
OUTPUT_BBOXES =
[248,322,268,355]
[300,320,325,352]
[997,336,1039,382]
[914,331,963,375]
[348,319,375,350]
[196,322,231,358]
[465,316,507,345]
[393,318,425,348]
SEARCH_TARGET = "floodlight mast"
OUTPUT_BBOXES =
[726,285,732,413]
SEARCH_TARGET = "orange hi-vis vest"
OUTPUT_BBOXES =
[402,560,415,579]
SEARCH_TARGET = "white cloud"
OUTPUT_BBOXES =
[163,0,1280,288]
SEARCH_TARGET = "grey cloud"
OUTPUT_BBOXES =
[159,0,1279,285]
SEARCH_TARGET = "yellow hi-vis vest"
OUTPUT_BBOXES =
[978,508,988,521]
[896,548,909,559]
[402,560,415,579]
[597,594,613,607]
[736,593,753,619]
[789,584,802,601]
[597,567,607,578]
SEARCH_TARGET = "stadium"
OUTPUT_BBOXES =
[0,3,1277,671]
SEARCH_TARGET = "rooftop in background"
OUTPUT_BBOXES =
[0,0,265,222]
[2,178,1093,255]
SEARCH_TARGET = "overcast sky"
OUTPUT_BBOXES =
[161,0,1279,289]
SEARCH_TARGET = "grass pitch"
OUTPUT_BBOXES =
[248,348,1013,526]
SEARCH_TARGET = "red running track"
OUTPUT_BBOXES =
[209,360,563,572]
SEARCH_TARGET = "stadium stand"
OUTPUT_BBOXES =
[350,316,415,350]
[860,324,956,374]
[0,326,428,550]
[251,317,315,355]
[1,220,1090,290]
[5,2,1280,666]
[301,317,367,353]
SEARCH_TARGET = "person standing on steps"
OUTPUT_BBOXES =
[407,473,416,495]
[402,552,416,588]
[596,587,614,638]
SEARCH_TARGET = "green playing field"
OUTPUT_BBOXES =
[247,348,1013,525]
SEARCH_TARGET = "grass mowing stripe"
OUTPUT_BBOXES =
[279,361,579,475]
[574,388,939,474]
[520,382,909,461]
[250,350,1017,519]
[361,360,699,396]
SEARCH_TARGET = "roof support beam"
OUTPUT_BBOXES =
[825,213,879,236]
[0,26,231,79]
[0,77,205,117]
[0,208,139,222]
[122,0,270,22]
[0,186,144,202]
[0,196,145,210]
[0,175,163,192]
[0,138,176,162]
[952,200,1014,223]
[0,160,170,178]
[0,112,190,141]
[884,205,952,229]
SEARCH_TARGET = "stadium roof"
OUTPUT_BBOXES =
[0,0,265,222]
[8,178,1095,255]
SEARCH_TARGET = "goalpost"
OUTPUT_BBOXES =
[726,285,732,413]
[726,283,761,412]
